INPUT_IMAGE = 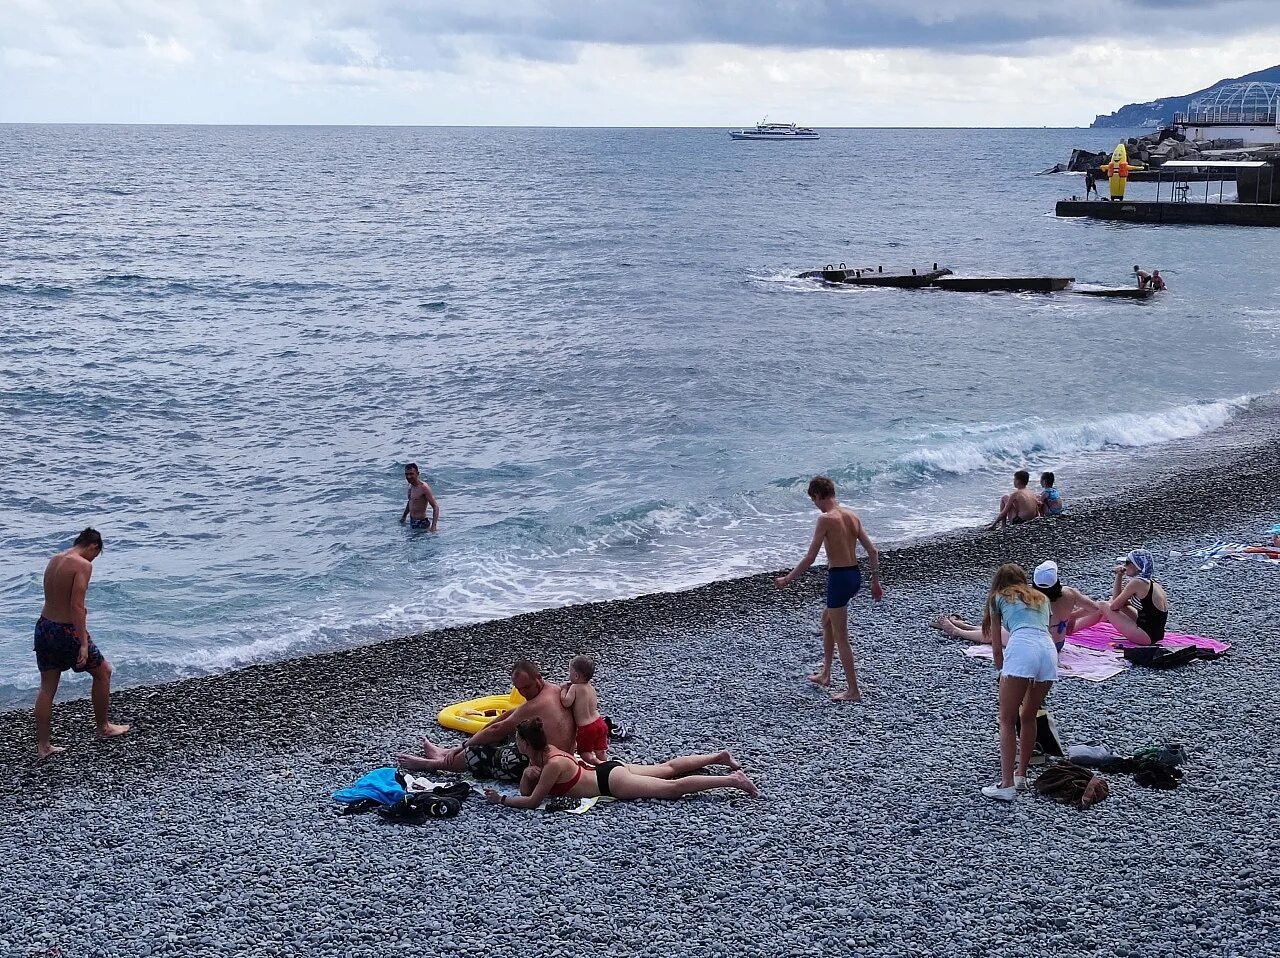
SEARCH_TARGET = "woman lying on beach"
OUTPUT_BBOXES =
[982,563,1057,801]
[484,717,758,810]
[933,559,1097,652]
[1072,548,1169,646]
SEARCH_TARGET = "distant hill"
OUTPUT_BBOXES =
[1091,63,1280,128]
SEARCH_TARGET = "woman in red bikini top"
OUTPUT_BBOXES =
[483,717,760,809]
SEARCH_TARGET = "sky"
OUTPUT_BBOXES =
[2,1,1279,126]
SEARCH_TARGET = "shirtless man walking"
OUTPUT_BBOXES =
[399,463,440,532]
[34,528,130,758]
[397,660,575,780]
[775,476,882,703]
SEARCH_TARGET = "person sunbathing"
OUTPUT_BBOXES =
[484,717,758,810]
[933,559,1097,653]
[1073,549,1169,646]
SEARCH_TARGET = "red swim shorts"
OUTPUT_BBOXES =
[575,717,609,754]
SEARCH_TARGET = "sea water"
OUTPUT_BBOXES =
[2,125,1277,705]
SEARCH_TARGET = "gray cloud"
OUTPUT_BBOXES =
[364,0,1274,55]
[5,0,1277,73]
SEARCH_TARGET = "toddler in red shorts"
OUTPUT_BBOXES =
[560,655,608,765]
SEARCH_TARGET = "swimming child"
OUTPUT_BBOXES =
[560,655,608,764]
[1038,471,1064,517]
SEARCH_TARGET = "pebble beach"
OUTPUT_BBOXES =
[2,408,1278,957]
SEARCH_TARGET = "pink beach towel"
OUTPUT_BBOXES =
[1066,621,1230,654]
[962,643,1129,682]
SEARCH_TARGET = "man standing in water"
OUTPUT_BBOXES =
[399,462,440,532]
[34,528,130,758]
[775,477,882,703]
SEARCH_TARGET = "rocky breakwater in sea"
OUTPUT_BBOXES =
[1039,126,1280,180]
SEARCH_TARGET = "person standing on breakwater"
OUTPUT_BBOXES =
[988,470,1039,530]
[399,462,439,532]
[1085,170,1098,199]
[775,476,882,703]
[982,564,1056,801]
[34,529,130,759]
[397,660,575,782]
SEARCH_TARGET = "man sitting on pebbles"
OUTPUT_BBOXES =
[988,470,1040,530]
[397,659,575,783]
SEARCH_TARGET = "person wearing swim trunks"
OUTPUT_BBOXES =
[774,476,882,704]
[1074,549,1170,646]
[396,659,576,781]
[34,528,130,759]
[399,463,439,532]
[1037,472,1065,517]
[988,470,1039,530]
[560,655,608,764]
[484,717,757,809]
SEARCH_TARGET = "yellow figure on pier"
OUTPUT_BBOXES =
[1102,143,1144,201]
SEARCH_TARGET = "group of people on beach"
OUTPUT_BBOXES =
[773,470,1172,802]
[30,461,1169,809]
[988,469,1064,529]
[396,658,758,808]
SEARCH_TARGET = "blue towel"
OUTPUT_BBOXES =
[333,767,406,806]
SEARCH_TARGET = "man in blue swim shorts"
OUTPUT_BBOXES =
[775,477,883,703]
[34,528,130,759]
[399,462,440,532]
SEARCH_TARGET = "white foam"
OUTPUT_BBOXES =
[896,394,1259,477]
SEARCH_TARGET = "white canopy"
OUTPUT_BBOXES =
[1159,160,1270,168]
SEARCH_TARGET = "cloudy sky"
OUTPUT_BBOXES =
[2,1,1278,126]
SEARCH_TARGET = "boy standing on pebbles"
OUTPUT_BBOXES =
[34,528,130,758]
[775,476,882,703]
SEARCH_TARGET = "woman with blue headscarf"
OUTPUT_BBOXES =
[1079,548,1169,645]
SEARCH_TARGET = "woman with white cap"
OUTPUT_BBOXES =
[1029,560,1102,651]
[933,559,1096,653]
[1075,548,1169,646]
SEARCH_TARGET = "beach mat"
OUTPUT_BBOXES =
[1067,621,1229,654]
[962,643,1128,682]
[1172,539,1280,569]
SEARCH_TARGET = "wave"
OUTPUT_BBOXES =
[895,394,1258,478]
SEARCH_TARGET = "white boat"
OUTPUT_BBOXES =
[729,119,819,141]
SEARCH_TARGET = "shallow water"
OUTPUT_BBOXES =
[2,124,1276,704]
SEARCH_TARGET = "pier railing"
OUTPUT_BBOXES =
[1174,110,1278,126]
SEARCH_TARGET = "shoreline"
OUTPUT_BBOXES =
[2,389,1275,714]
[2,400,1276,760]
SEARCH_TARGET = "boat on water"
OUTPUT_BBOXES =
[729,119,819,141]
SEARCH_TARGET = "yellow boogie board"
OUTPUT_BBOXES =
[437,688,525,735]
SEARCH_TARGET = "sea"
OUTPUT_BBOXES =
[2,125,1278,706]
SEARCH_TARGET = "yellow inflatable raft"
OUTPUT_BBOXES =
[437,688,526,735]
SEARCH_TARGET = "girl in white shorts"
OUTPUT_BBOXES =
[980,563,1057,801]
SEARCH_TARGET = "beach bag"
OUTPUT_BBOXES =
[1034,761,1109,809]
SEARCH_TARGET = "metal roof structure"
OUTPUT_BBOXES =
[1184,82,1280,125]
